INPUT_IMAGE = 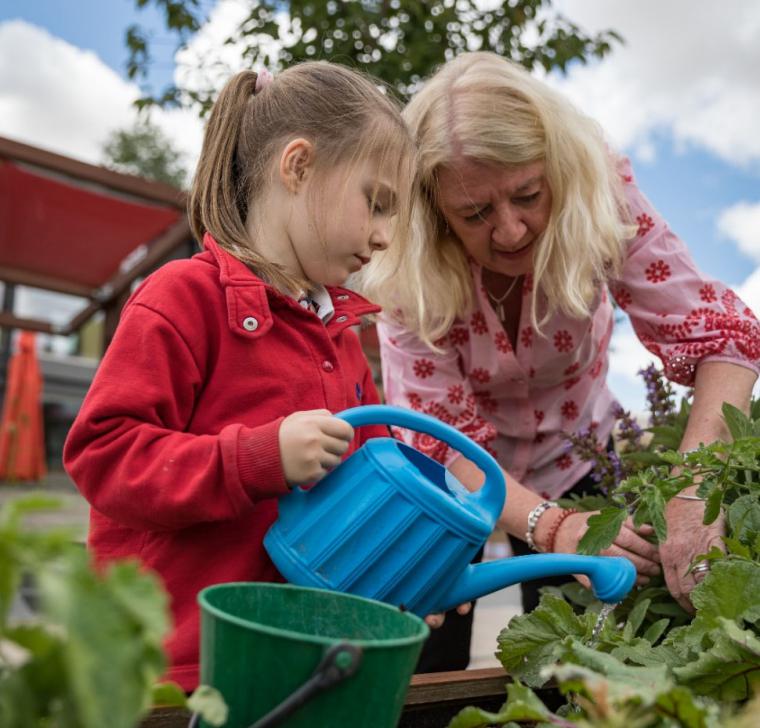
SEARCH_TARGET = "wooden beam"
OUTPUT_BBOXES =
[0,311,55,334]
[0,266,94,299]
[138,668,511,728]
[0,135,187,209]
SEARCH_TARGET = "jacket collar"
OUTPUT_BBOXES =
[201,233,380,339]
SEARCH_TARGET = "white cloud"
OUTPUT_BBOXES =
[550,0,760,167]
[717,201,760,263]
[0,19,203,171]
[736,266,760,319]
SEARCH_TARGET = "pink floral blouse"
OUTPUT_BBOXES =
[377,160,760,500]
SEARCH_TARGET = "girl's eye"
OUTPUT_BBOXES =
[464,204,491,222]
[367,197,385,215]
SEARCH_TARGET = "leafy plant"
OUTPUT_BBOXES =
[0,495,226,727]
[125,0,623,113]
[448,365,760,727]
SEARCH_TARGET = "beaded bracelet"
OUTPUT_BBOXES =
[525,500,557,552]
[545,508,578,553]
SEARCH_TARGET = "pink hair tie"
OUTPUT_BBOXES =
[255,68,273,94]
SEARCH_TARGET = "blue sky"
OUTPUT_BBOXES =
[1,0,759,413]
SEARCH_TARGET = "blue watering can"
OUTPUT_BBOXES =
[265,405,636,616]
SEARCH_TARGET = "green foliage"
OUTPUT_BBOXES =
[0,495,226,727]
[102,120,188,188]
[449,367,760,726]
[126,0,623,113]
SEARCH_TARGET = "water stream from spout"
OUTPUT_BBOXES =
[566,601,619,715]
[587,601,617,649]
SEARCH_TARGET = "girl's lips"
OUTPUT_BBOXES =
[493,240,533,260]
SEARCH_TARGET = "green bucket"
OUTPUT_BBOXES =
[198,582,429,728]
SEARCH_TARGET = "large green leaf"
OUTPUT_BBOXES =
[576,507,627,555]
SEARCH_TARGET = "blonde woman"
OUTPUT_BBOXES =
[360,51,759,671]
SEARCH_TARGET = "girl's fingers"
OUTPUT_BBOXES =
[425,613,445,628]
[321,434,351,456]
[456,602,472,616]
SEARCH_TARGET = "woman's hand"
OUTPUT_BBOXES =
[279,410,354,486]
[660,496,725,612]
[552,511,661,587]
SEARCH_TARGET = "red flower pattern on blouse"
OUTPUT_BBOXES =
[553,330,574,352]
[561,400,579,420]
[645,259,672,283]
[470,311,488,335]
[564,362,580,376]
[611,285,633,310]
[413,359,435,379]
[555,453,573,470]
[564,377,580,390]
[470,367,491,384]
[534,410,544,424]
[494,331,510,353]
[449,327,470,346]
[636,213,654,236]
[520,326,533,348]
[699,284,717,303]
[475,391,498,414]
[447,384,464,405]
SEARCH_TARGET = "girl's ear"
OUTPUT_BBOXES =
[279,138,315,192]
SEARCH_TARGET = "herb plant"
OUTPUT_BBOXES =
[449,365,760,727]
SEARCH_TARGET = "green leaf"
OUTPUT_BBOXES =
[673,619,760,701]
[576,507,627,555]
[723,403,753,440]
[186,686,229,727]
[727,495,760,544]
[151,682,188,708]
[624,598,651,638]
[642,618,670,644]
[496,595,593,686]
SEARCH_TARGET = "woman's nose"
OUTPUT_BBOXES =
[491,205,527,247]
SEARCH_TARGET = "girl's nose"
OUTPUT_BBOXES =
[370,221,390,251]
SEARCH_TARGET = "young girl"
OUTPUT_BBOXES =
[63,61,416,690]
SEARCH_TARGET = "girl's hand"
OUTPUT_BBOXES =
[553,511,661,587]
[279,409,354,487]
[424,603,472,629]
[660,496,725,613]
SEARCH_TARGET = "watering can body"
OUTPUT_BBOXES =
[264,405,636,615]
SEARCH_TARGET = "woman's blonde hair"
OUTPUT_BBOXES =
[190,61,416,294]
[358,51,635,346]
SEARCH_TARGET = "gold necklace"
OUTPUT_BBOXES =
[485,275,522,319]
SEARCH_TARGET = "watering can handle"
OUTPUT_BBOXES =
[337,404,506,522]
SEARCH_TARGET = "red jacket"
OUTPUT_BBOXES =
[63,235,386,689]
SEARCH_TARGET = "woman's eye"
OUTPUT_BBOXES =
[514,192,540,205]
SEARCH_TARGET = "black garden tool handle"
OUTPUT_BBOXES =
[187,641,363,728]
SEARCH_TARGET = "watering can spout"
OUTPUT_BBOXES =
[439,553,636,612]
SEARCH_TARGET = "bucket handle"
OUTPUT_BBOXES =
[337,404,506,524]
[187,642,362,728]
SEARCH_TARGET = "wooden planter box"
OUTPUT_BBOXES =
[139,667,509,727]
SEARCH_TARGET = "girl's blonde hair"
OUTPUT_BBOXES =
[358,51,635,346]
[190,62,416,294]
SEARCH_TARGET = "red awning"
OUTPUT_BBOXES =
[0,135,193,339]
[0,161,180,290]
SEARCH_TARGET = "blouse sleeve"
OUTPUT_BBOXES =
[608,158,760,386]
[376,315,497,465]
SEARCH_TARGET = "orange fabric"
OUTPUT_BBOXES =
[0,331,47,481]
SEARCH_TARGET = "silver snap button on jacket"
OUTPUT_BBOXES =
[242,316,258,331]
